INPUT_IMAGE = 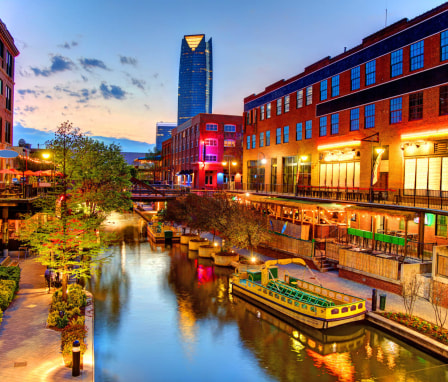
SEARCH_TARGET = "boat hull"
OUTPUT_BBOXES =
[231,282,365,330]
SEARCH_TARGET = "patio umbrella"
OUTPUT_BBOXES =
[24,170,38,176]
[0,169,20,174]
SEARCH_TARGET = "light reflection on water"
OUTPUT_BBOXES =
[90,213,448,382]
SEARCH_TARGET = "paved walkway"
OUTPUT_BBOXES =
[0,256,93,381]
[201,232,443,327]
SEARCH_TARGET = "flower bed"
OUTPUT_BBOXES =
[380,312,448,345]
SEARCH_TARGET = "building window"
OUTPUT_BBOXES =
[276,127,281,144]
[319,117,327,137]
[206,123,218,131]
[0,79,3,95]
[5,121,11,144]
[224,124,236,132]
[409,92,423,121]
[437,215,447,237]
[390,97,402,124]
[5,86,11,111]
[331,75,339,97]
[331,113,339,135]
[296,123,302,141]
[365,60,376,86]
[351,66,360,91]
[6,51,13,77]
[440,85,448,116]
[224,139,235,147]
[306,86,313,105]
[391,49,403,77]
[260,132,265,147]
[305,120,312,139]
[283,125,289,143]
[252,134,256,149]
[276,98,282,115]
[284,95,290,113]
[442,30,448,61]
[205,155,217,162]
[246,136,250,150]
[297,89,303,108]
[205,138,217,146]
[410,40,424,71]
[261,105,265,120]
[320,80,327,101]
[365,104,375,128]
[266,131,271,146]
[246,112,251,125]
[267,103,271,118]
[350,108,360,131]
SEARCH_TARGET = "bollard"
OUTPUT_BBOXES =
[72,340,81,377]
[372,288,377,311]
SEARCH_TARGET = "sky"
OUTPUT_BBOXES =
[1,0,446,152]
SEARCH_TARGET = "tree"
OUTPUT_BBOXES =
[19,121,132,299]
[428,279,448,331]
[400,272,423,316]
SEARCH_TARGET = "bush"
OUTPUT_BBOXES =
[0,266,20,292]
[48,284,87,329]
[47,310,69,329]
[0,309,2,324]
[67,284,87,308]
[0,280,16,311]
[61,323,87,367]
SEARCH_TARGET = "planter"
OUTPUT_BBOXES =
[235,259,265,272]
[212,251,239,267]
[180,234,199,245]
[198,245,215,258]
[189,238,209,251]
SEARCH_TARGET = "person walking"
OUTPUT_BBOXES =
[44,268,53,293]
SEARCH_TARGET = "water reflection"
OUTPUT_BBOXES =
[92,214,448,382]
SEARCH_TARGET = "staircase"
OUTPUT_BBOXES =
[313,250,337,273]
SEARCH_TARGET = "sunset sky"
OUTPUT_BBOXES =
[2,0,445,151]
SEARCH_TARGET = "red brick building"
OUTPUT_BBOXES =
[243,3,448,198]
[161,137,173,184]
[171,113,243,189]
[0,19,19,162]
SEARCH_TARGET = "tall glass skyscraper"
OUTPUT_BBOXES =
[177,34,213,126]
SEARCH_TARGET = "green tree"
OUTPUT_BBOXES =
[19,121,132,299]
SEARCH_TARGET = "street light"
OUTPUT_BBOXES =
[42,151,56,191]
[257,152,267,192]
[222,160,237,190]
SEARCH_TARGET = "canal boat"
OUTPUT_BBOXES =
[147,221,182,244]
[230,258,366,329]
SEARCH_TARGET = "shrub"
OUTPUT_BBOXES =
[47,310,69,329]
[61,324,87,367]
[0,266,20,292]
[67,284,87,308]
[0,280,16,311]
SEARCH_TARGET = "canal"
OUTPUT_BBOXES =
[90,213,448,382]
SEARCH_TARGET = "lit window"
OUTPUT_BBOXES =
[224,124,236,132]
[224,139,235,147]
[266,131,271,146]
[351,66,360,90]
[276,98,282,115]
[252,135,256,149]
[306,86,313,105]
[205,139,217,146]
[410,40,424,71]
[297,89,303,108]
[267,103,271,118]
[283,125,289,143]
[205,155,217,162]
[206,123,218,131]
[259,132,264,147]
[246,136,250,149]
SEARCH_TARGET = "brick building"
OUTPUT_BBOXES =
[171,113,243,189]
[161,137,173,184]
[243,3,448,198]
[0,19,19,163]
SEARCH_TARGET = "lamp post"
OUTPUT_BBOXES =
[257,152,267,192]
[222,160,237,190]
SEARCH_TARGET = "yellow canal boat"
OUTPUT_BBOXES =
[230,258,366,329]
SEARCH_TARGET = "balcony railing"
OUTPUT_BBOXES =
[219,183,448,211]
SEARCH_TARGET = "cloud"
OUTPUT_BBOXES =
[53,85,97,103]
[89,135,154,152]
[59,41,78,49]
[99,83,126,100]
[24,106,38,113]
[131,78,146,91]
[79,58,109,71]
[31,55,75,77]
[18,89,43,97]
[144,104,150,111]
[119,55,137,66]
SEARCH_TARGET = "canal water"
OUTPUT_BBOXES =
[90,213,448,382]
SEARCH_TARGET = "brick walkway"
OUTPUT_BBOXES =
[0,257,93,381]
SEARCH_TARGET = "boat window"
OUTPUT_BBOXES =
[331,308,339,315]
[275,294,279,299]
[310,306,316,312]
[269,291,273,296]
[281,297,285,302]
[263,289,267,294]
[341,307,349,313]
[358,303,363,309]
[350,305,356,311]
[294,302,300,307]
[287,299,292,304]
